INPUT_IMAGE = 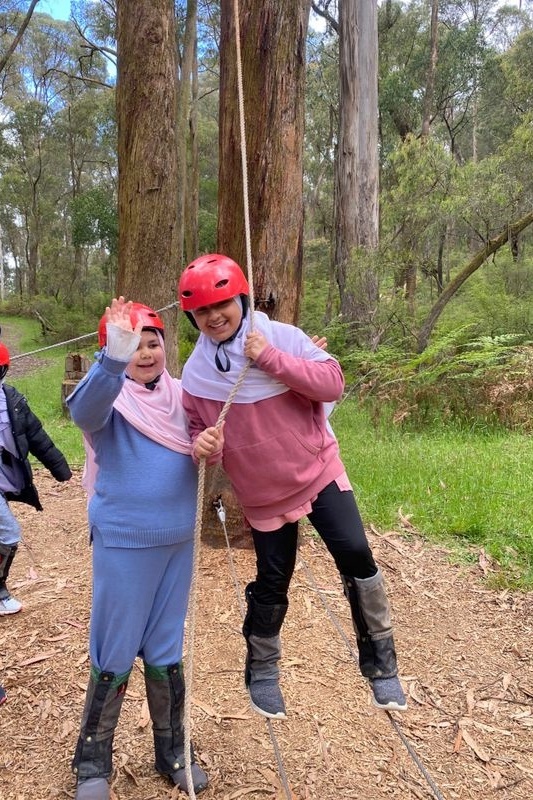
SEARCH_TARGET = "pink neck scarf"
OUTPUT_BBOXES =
[82,334,191,499]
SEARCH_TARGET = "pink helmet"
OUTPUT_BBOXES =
[178,254,249,311]
[98,303,164,348]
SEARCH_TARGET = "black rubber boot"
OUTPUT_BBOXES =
[242,582,288,719]
[144,662,208,794]
[342,570,407,711]
[0,543,22,614]
[72,667,130,799]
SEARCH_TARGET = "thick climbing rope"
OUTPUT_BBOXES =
[181,0,265,796]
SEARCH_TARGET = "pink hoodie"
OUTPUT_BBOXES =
[182,342,346,523]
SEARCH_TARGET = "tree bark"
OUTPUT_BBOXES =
[420,0,438,140]
[176,0,197,268]
[116,0,179,370]
[184,33,199,264]
[334,0,379,346]
[218,0,311,323]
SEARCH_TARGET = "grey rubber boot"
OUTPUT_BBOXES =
[342,570,407,711]
[243,582,288,719]
[144,662,208,794]
[72,667,130,799]
[0,543,22,614]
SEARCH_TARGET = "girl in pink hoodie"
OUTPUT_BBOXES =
[179,254,407,719]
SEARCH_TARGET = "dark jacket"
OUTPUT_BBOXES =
[2,384,72,510]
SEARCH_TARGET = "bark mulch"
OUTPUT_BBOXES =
[0,470,532,800]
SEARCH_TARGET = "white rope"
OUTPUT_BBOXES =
[182,0,257,796]
[233,0,255,330]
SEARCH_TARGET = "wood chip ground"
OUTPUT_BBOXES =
[1,470,532,800]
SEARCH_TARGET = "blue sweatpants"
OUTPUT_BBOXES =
[89,527,194,674]
[0,493,21,546]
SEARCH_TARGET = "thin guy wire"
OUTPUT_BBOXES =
[213,499,294,799]
[213,498,246,620]
[297,553,447,800]
[7,302,180,361]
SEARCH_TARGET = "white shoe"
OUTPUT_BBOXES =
[0,594,22,615]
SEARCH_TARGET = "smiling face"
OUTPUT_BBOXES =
[191,298,242,342]
[126,329,165,384]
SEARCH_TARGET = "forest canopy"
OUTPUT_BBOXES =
[0,0,532,406]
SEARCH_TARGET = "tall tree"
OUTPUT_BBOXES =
[116,0,180,368]
[334,0,380,347]
[421,0,439,140]
[0,0,40,76]
[218,0,311,323]
[176,0,197,267]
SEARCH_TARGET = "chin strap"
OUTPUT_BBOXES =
[214,317,245,373]
[125,373,162,391]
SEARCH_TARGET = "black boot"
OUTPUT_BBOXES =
[243,582,288,719]
[342,570,407,711]
[144,662,208,794]
[72,667,130,800]
[0,543,22,615]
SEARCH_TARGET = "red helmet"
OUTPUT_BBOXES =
[0,342,9,380]
[98,303,165,348]
[0,342,9,366]
[178,253,249,311]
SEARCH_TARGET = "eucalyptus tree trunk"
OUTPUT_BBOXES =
[26,187,40,296]
[116,0,179,370]
[0,231,4,301]
[66,98,85,299]
[218,0,311,323]
[184,33,199,264]
[177,0,197,268]
[334,0,379,348]
[421,0,439,140]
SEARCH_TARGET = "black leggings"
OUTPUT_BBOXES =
[251,480,377,606]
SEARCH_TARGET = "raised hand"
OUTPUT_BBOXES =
[105,297,142,336]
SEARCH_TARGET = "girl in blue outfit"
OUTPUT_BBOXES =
[67,298,208,800]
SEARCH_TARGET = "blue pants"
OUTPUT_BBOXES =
[251,480,377,606]
[89,527,194,674]
[0,493,21,546]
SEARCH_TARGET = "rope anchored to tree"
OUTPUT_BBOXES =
[182,0,259,796]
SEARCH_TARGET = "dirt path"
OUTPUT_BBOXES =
[0,470,532,800]
[0,319,51,378]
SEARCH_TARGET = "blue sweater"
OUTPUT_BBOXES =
[67,353,198,548]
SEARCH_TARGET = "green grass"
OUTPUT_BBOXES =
[6,322,90,468]
[11,359,87,468]
[331,401,533,589]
